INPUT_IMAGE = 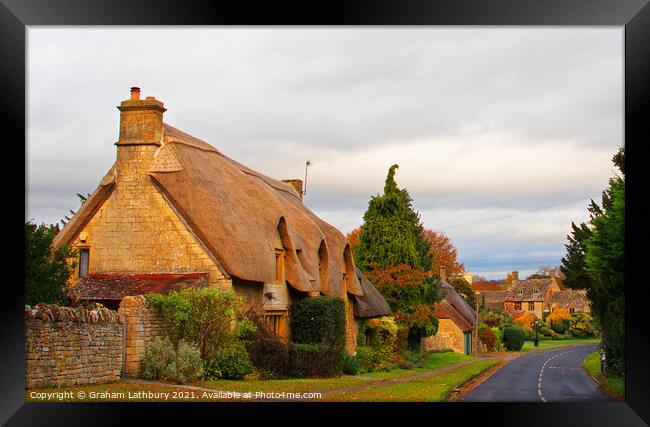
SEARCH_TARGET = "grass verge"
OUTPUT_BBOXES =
[320,359,499,402]
[583,350,624,400]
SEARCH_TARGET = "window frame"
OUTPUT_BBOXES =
[78,247,90,278]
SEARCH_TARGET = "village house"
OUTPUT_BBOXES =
[471,278,509,311]
[420,268,477,355]
[52,87,391,353]
[547,289,591,315]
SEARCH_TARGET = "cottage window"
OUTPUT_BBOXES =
[533,287,540,294]
[570,307,575,314]
[78,248,89,278]
[528,302,534,311]
[515,302,522,310]
[264,310,288,342]
[518,288,524,295]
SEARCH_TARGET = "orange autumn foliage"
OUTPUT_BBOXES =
[422,229,464,276]
[514,312,537,333]
[547,307,571,325]
[347,227,361,256]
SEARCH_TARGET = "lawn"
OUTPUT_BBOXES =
[26,351,480,402]
[583,350,624,400]
[520,338,600,352]
[320,359,499,402]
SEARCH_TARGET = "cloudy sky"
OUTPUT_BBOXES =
[26,27,623,279]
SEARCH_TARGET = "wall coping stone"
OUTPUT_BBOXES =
[25,303,122,324]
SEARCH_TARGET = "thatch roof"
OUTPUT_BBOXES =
[441,280,476,326]
[70,273,208,301]
[353,267,392,318]
[55,123,363,298]
[435,300,473,332]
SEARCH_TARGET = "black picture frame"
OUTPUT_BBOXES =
[3,0,649,425]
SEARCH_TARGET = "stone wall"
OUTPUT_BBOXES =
[118,295,175,377]
[25,304,123,388]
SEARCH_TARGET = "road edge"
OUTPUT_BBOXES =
[443,359,507,402]
[581,350,625,401]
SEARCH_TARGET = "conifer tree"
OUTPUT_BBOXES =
[355,165,421,271]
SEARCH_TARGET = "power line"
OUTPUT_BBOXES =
[439,196,596,231]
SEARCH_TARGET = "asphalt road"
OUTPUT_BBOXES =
[461,344,612,402]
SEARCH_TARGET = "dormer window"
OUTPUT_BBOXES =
[518,288,524,295]
[533,287,540,294]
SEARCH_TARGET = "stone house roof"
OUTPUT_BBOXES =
[504,278,555,302]
[549,289,590,311]
[480,290,507,310]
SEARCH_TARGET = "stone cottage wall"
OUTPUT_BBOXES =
[420,318,465,354]
[118,295,175,377]
[25,304,122,388]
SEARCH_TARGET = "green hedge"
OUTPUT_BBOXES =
[293,343,343,378]
[291,296,346,347]
[503,325,526,351]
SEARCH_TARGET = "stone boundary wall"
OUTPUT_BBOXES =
[118,295,175,377]
[25,304,123,388]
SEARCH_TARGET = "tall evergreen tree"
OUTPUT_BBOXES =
[560,146,625,374]
[355,165,422,271]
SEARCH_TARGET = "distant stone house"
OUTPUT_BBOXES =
[53,87,391,353]
[421,269,477,355]
[547,289,591,315]
[471,279,509,311]
[503,272,561,319]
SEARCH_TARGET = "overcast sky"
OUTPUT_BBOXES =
[26,27,623,280]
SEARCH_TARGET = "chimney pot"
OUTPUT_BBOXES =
[440,267,447,282]
[146,96,155,100]
[130,87,141,100]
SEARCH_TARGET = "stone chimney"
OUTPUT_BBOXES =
[116,87,166,147]
[115,87,167,180]
[440,266,447,282]
[282,179,303,200]
[511,270,519,282]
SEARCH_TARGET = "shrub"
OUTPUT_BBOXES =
[246,336,295,379]
[547,307,571,326]
[478,325,497,352]
[172,339,204,383]
[293,344,343,378]
[342,350,360,375]
[355,346,380,373]
[502,325,526,351]
[550,321,567,334]
[146,287,255,363]
[291,296,346,347]
[365,316,398,362]
[141,337,176,381]
[480,308,513,329]
[568,312,598,338]
[514,312,537,336]
[207,343,254,380]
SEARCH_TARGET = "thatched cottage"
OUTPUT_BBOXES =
[53,87,390,353]
[420,268,477,355]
